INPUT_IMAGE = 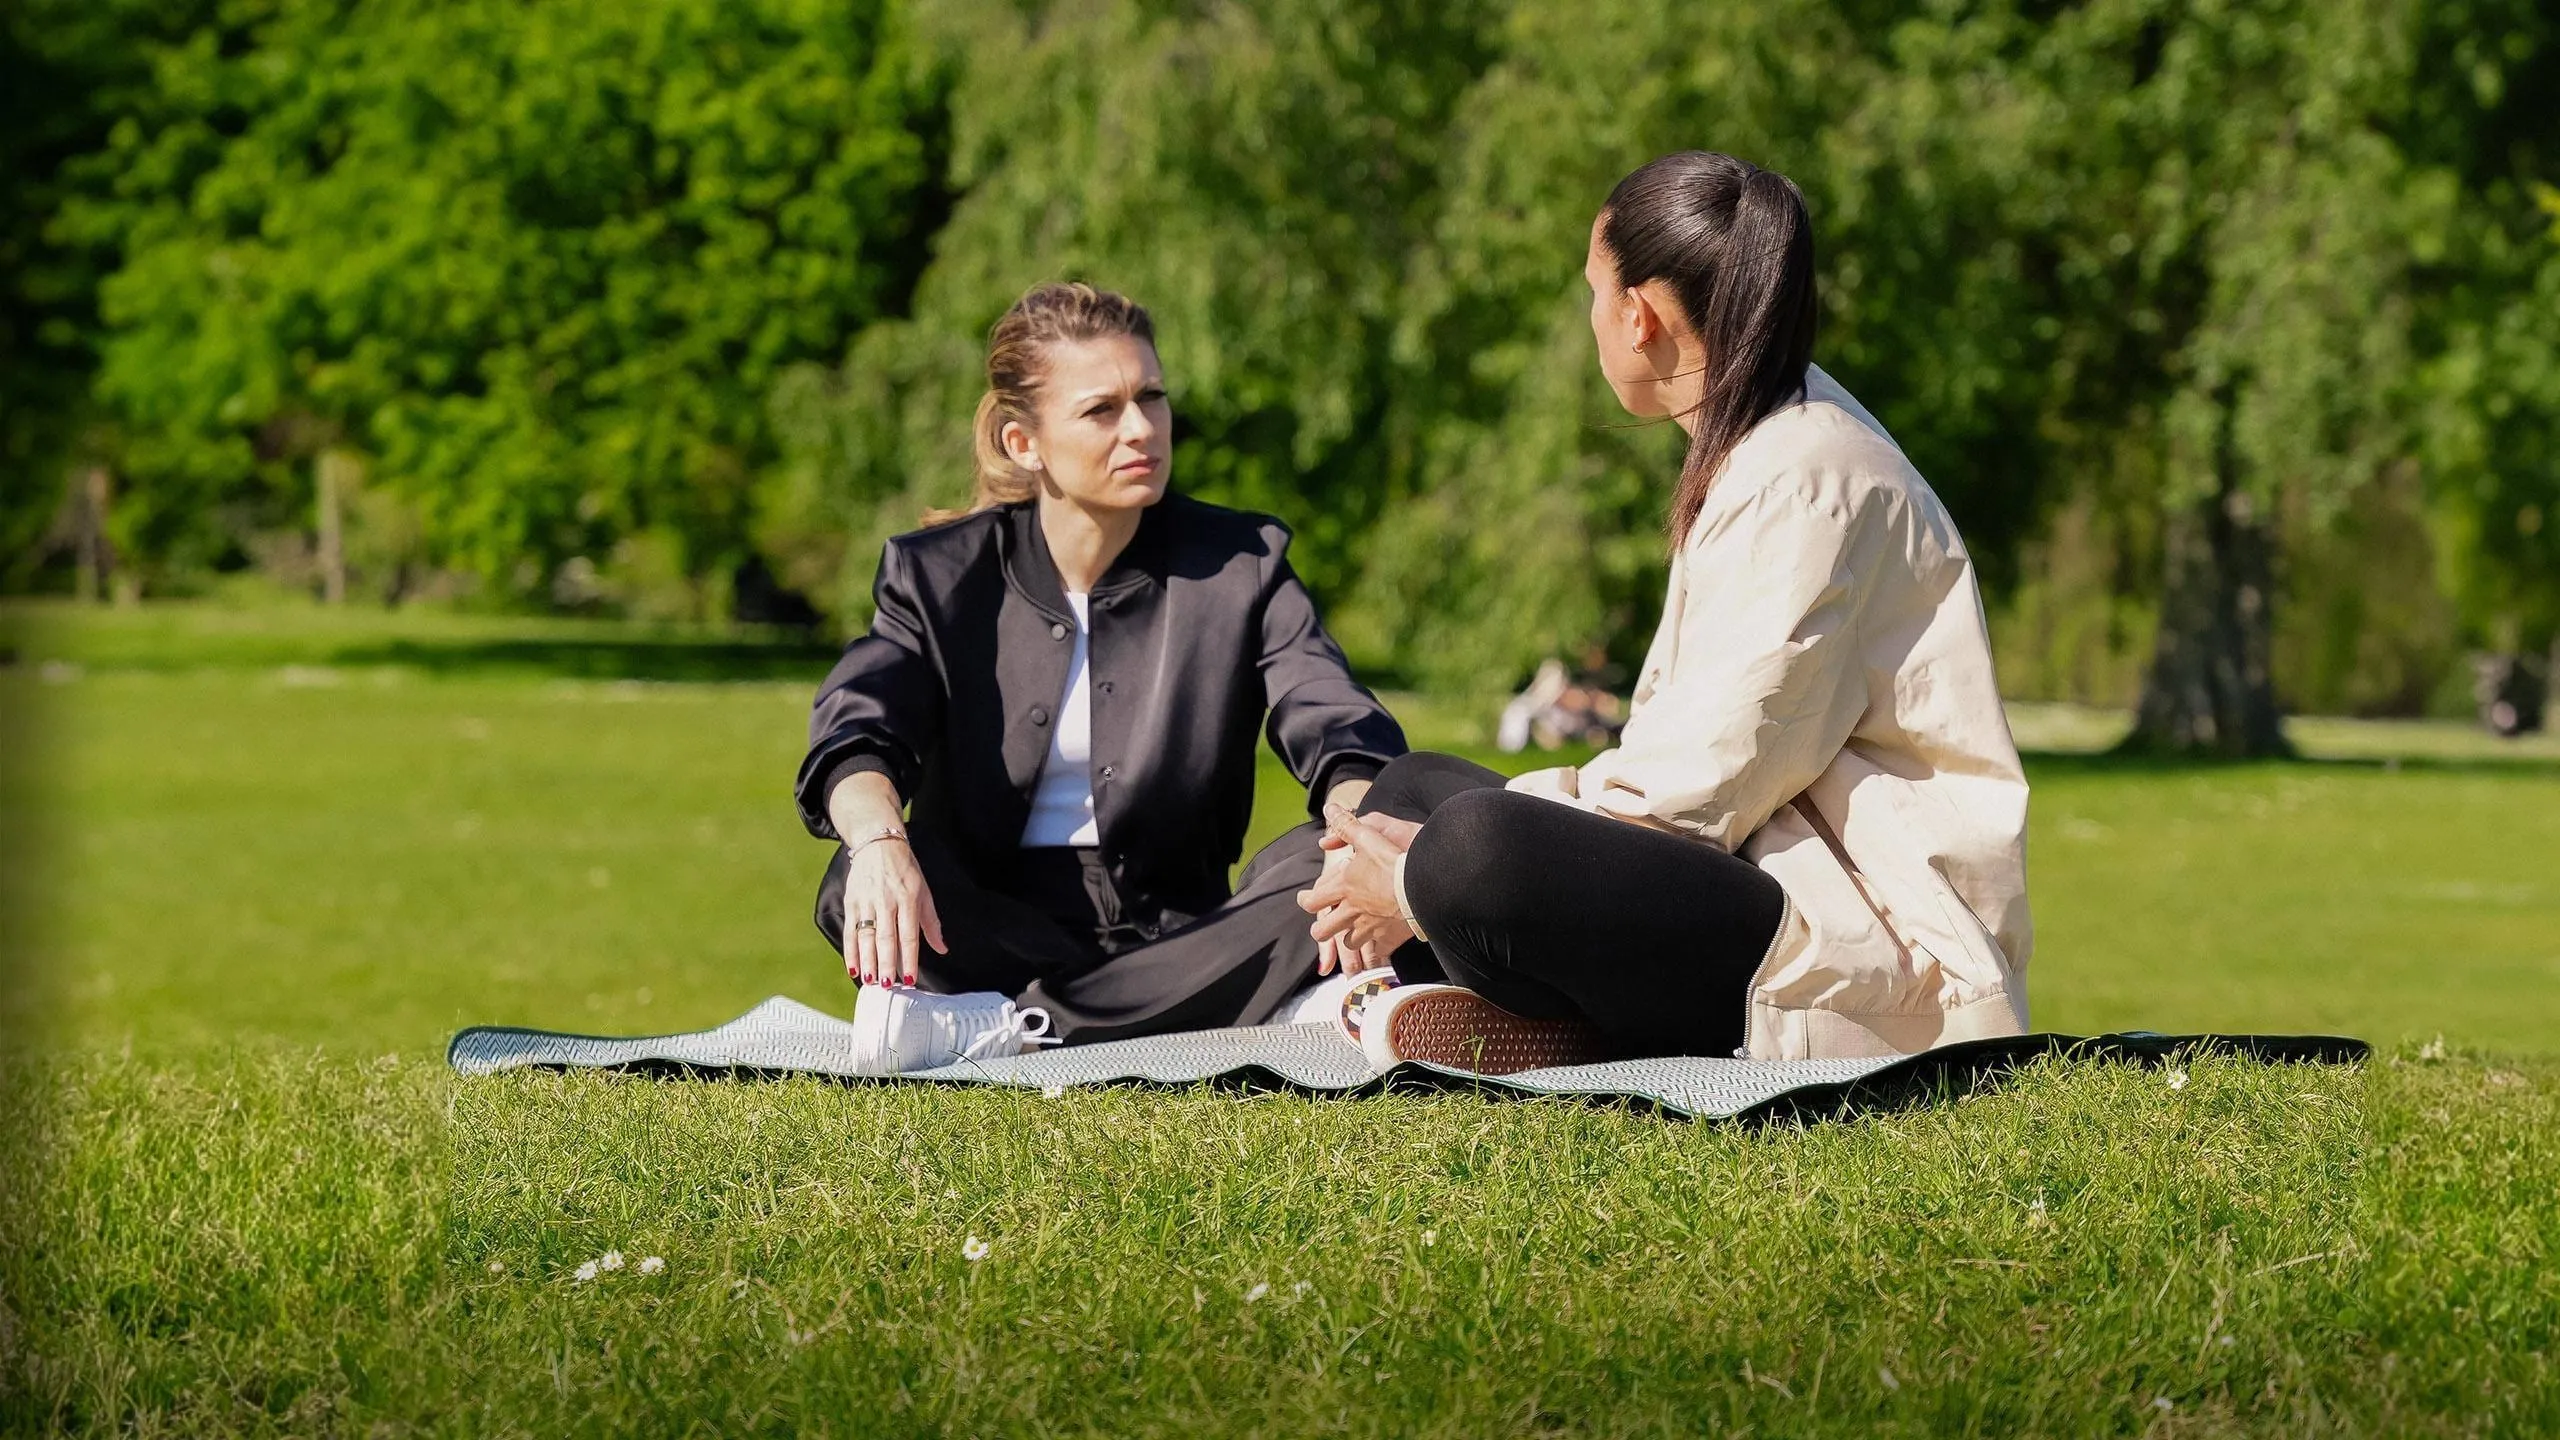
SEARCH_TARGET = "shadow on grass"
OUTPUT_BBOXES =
[322,635,844,684]
[1739,1031,2369,1129]
[2019,746,2560,779]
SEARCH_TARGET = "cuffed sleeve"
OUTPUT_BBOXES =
[1254,530,1407,818]
[793,541,947,839]
[1557,479,1885,849]
[1313,755,1384,803]
[818,752,900,818]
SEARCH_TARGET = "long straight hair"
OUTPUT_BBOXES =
[1600,152,1817,550]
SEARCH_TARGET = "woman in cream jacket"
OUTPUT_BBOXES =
[1299,151,2031,1068]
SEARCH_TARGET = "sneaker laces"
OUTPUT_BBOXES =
[954,1001,1060,1062]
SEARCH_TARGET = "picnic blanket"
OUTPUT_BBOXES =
[448,995,2368,1122]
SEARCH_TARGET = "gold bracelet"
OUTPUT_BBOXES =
[844,825,910,864]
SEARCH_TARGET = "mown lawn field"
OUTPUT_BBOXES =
[2,601,2555,1436]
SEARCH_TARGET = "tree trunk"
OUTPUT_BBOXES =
[316,448,356,605]
[73,465,113,604]
[2124,473,2291,757]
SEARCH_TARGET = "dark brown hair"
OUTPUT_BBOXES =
[1600,152,1817,548]
[964,282,1157,512]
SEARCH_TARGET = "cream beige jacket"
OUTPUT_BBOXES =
[1507,364,2032,1060]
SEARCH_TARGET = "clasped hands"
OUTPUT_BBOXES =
[1296,803,1423,976]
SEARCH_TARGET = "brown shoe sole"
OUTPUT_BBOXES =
[1380,989,1616,1075]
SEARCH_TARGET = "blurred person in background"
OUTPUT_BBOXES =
[798,283,1405,1073]
[1302,151,2033,1074]
[1495,656,1629,753]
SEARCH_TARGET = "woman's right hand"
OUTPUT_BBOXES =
[844,837,945,986]
[829,769,945,986]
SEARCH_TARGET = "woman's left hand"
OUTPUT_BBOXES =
[1299,805,1419,971]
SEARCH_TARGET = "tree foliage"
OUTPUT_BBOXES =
[33,0,945,601]
[6,0,2556,726]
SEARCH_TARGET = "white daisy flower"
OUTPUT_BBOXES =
[1042,1083,1065,1099]
[2165,1069,2190,1092]
[598,1250,626,1272]
[574,1260,599,1282]
[486,1259,505,1275]
[962,1235,992,1262]
[2153,1397,2175,1412]
[1292,1281,1312,1298]
[1244,1281,1270,1303]
[638,1256,665,1275]
[1878,1366,1899,1391]
[1420,1229,1437,1248]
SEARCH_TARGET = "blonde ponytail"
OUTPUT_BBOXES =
[968,390,1040,510]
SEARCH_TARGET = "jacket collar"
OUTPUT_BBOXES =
[996,498,1174,620]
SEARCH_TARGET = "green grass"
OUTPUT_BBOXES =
[4,600,2556,1435]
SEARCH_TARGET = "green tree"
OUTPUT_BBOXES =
[2405,0,2560,672]
[0,0,227,591]
[58,0,945,604]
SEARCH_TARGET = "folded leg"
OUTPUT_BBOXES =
[1019,823,1329,1045]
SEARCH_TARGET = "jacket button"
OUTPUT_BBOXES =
[1098,680,1113,696]
[1100,765,1116,780]
[1050,622,1069,641]
[1030,705,1050,726]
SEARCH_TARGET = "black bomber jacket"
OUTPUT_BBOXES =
[795,495,1407,920]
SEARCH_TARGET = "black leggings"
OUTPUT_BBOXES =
[1360,752,1786,1058]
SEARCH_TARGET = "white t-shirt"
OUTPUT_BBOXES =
[1020,592,1101,847]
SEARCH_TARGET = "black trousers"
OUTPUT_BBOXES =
[1362,752,1787,1058]
[815,824,1325,1046]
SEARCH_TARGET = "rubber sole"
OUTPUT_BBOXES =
[1373,989,1615,1075]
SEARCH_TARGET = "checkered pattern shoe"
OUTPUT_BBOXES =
[1335,971,1405,1045]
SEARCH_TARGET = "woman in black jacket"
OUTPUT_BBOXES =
[797,283,1405,1072]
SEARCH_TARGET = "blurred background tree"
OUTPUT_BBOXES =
[5,0,2555,749]
[18,0,946,613]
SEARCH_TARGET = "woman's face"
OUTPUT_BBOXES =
[1004,335,1173,512]
[1586,214,1673,418]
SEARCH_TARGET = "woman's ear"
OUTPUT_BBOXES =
[1626,286,1665,353]
[1000,418,1045,472]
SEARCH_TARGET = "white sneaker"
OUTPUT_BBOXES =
[848,986,1059,1075]
[1358,983,1615,1075]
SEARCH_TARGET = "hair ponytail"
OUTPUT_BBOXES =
[1600,152,1818,550]
[969,390,1035,510]
[948,282,1158,518]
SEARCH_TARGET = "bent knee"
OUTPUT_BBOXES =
[1404,788,1552,930]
